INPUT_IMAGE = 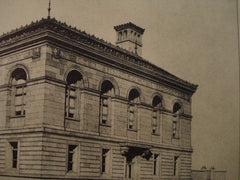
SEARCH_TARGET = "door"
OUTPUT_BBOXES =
[126,156,140,180]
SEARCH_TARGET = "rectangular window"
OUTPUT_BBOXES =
[15,85,26,116]
[173,114,180,138]
[65,87,76,118]
[128,104,134,129]
[68,145,77,172]
[152,110,157,134]
[173,120,177,137]
[10,142,18,168]
[102,149,110,174]
[128,163,132,178]
[172,119,178,138]
[101,97,108,124]
[153,154,159,175]
[173,156,179,176]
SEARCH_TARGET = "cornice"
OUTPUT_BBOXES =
[114,22,145,34]
[0,18,198,95]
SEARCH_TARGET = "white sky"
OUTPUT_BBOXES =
[0,0,239,179]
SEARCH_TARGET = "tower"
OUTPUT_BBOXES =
[114,22,145,56]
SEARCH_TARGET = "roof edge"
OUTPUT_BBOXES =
[0,18,197,93]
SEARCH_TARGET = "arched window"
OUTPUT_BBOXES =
[11,68,27,116]
[173,103,181,114]
[123,30,127,39]
[152,96,162,134]
[65,70,83,118]
[100,80,115,124]
[128,89,140,130]
[172,102,182,138]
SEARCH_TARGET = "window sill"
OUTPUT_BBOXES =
[65,117,80,122]
[11,115,25,119]
[172,136,180,140]
[66,170,78,176]
[100,123,111,127]
[152,133,160,136]
[127,128,137,132]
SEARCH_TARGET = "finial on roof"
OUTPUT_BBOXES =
[48,0,51,19]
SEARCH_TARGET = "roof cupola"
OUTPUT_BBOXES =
[114,22,145,56]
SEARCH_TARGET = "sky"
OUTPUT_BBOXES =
[0,0,239,179]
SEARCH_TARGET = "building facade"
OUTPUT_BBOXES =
[0,18,197,180]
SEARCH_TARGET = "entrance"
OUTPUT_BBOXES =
[126,156,139,180]
[122,146,152,180]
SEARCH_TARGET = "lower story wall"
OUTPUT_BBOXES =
[0,130,192,180]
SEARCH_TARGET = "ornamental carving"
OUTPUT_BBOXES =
[141,149,153,160]
[53,47,61,59]
[32,47,41,58]
[120,147,129,156]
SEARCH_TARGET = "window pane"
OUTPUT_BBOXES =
[152,118,157,125]
[102,149,109,173]
[12,160,17,168]
[129,121,133,126]
[15,111,22,116]
[69,98,75,108]
[173,122,177,130]
[102,115,107,123]
[13,150,18,159]
[16,87,23,95]
[102,106,108,115]
[128,164,131,178]
[10,142,18,168]
[23,86,26,94]
[129,105,134,112]
[153,111,157,118]
[174,156,179,176]
[68,108,74,118]
[16,79,25,85]
[69,108,75,113]
[23,95,25,104]
[68,145,77,171]
[15,105,22,110]
[153,154,159,175]
[129,112,134,121]
[69,89,75,96]
[103,98,108,106]
[15,96,22,105]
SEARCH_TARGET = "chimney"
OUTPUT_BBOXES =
[114,22,145,56]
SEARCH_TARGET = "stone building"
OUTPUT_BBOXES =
[192,166,227,180]
[0,17,197,180]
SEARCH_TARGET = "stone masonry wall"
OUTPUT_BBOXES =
[0,43,194,179]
